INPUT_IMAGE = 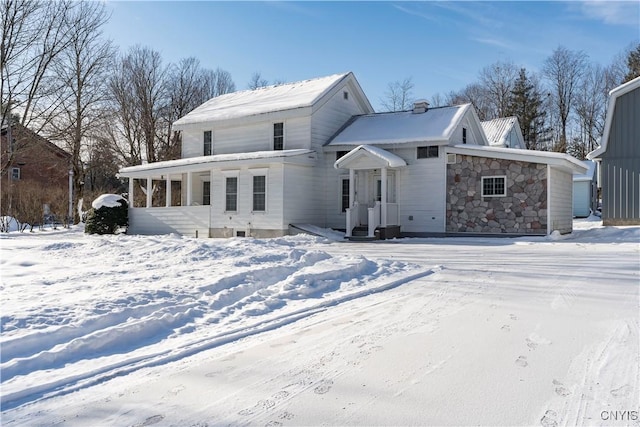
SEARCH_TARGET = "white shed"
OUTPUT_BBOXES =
[572,160,597,218]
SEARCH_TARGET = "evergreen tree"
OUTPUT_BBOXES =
[624,43,640,83]
[507,68,548,150]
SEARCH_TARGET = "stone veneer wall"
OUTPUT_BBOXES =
[446,155,548,234]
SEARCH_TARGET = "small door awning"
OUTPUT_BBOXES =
[334,145,407,170]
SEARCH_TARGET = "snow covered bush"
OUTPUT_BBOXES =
[85,194,128,235]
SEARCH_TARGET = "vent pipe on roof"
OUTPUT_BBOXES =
[413,100,429,114]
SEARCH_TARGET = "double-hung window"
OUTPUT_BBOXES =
[273,123,284,150]
[482,176,506,197]
[225,177,238,211]
[11,167,20,180]
[341,178,350,212]
[252,175,266,212]
[202,181,211,205]
[204,131,212,156]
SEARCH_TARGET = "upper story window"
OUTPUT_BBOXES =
[336,151,349,161]
[273,122,284,150]
[417,146,439,159]
[482,176,506,197]
[204,131,212,156]
[11,167,20,180]
[343,91,349,100]
[462,127,467,144]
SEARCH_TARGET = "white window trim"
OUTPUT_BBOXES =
[204,130,213,156]
[251,173,268,213]
[340,175,350,213]
[273,122,285,150]
[11,167,20,180]
[481,175,507,197]
[222,170,240,212]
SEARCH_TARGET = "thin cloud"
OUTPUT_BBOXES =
[578,0,640,26]
[391,3,441,23]
[471,37,516,50]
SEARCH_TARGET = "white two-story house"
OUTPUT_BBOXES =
[118,72,587,238]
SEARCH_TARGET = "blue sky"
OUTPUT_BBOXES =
[103,1,639,111]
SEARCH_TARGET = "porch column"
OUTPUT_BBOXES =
[186,171,193,206]
[128,178,134,207]
[349,168,355,208]
[381,167,388,227]
[146,177,152,208]
[165,174,171,207]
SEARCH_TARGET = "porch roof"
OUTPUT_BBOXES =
[118,149,315,178]
[334,145,407,170]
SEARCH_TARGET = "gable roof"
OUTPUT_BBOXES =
[173,72,372,128]
[326,104,471,147]
[481,116,525,148]
[334,145,407,169]
[1,123,71,160]
[588,75,640,159]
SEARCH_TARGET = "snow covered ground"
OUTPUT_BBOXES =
[1,219,638,426]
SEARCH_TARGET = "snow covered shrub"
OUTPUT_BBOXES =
[85,194,128,235]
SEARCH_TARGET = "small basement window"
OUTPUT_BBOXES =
[482,176,506,197]
[417,146,439,159]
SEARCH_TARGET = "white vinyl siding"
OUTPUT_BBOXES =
[549,167,573,234]
[283,164,323,226]
[394,147,446,233]
[128,206,210,237]
[311,82,371,153]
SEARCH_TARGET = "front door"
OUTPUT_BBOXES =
[373,172,396,204]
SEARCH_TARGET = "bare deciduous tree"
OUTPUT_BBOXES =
[542,46,588,152]
[574,63,607,157]
[248,71,269,90]
[1,0,76,174]
[45,1,114,221]
[447,83,492,121]
[479,60,518,119]
[380,77,415,112]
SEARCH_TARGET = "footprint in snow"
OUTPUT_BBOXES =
[552,379,571,397]
[610,384,632,398]
[278,411,295,420]
[501,325,511,332]
[136,415,164,427]
[510,314,518,320]
[238,399,275,416]
[273,390,290,400]
[526,338,539,350]
[264,421,282,427]
[515,356,528,367]
[540,410,558,427]
[314,379,333,394]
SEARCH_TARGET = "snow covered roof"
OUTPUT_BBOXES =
[118,149,315,177]
[480,117,524,148]
[573,160,597,182]
[334,145,407,169]
[326,104,471,147]
[447,144,588,174]
[588,75,640,159]
[173,73,358,127]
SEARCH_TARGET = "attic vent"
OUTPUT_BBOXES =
[413,100,430,114]
[446,153,457,164]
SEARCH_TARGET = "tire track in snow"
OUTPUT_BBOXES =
[1,254,433,411]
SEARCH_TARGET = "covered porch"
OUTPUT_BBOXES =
[334,145,406,239]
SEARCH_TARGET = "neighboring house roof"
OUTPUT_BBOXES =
[480,117,525,148]
[173,72,372,127]
[588,75,640,159]
[1,124,72,160]
[447,144,588,174]
[573,160,597,182]
[334,145,407,169]
[118,149,315,178]
[326,104,472,146]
